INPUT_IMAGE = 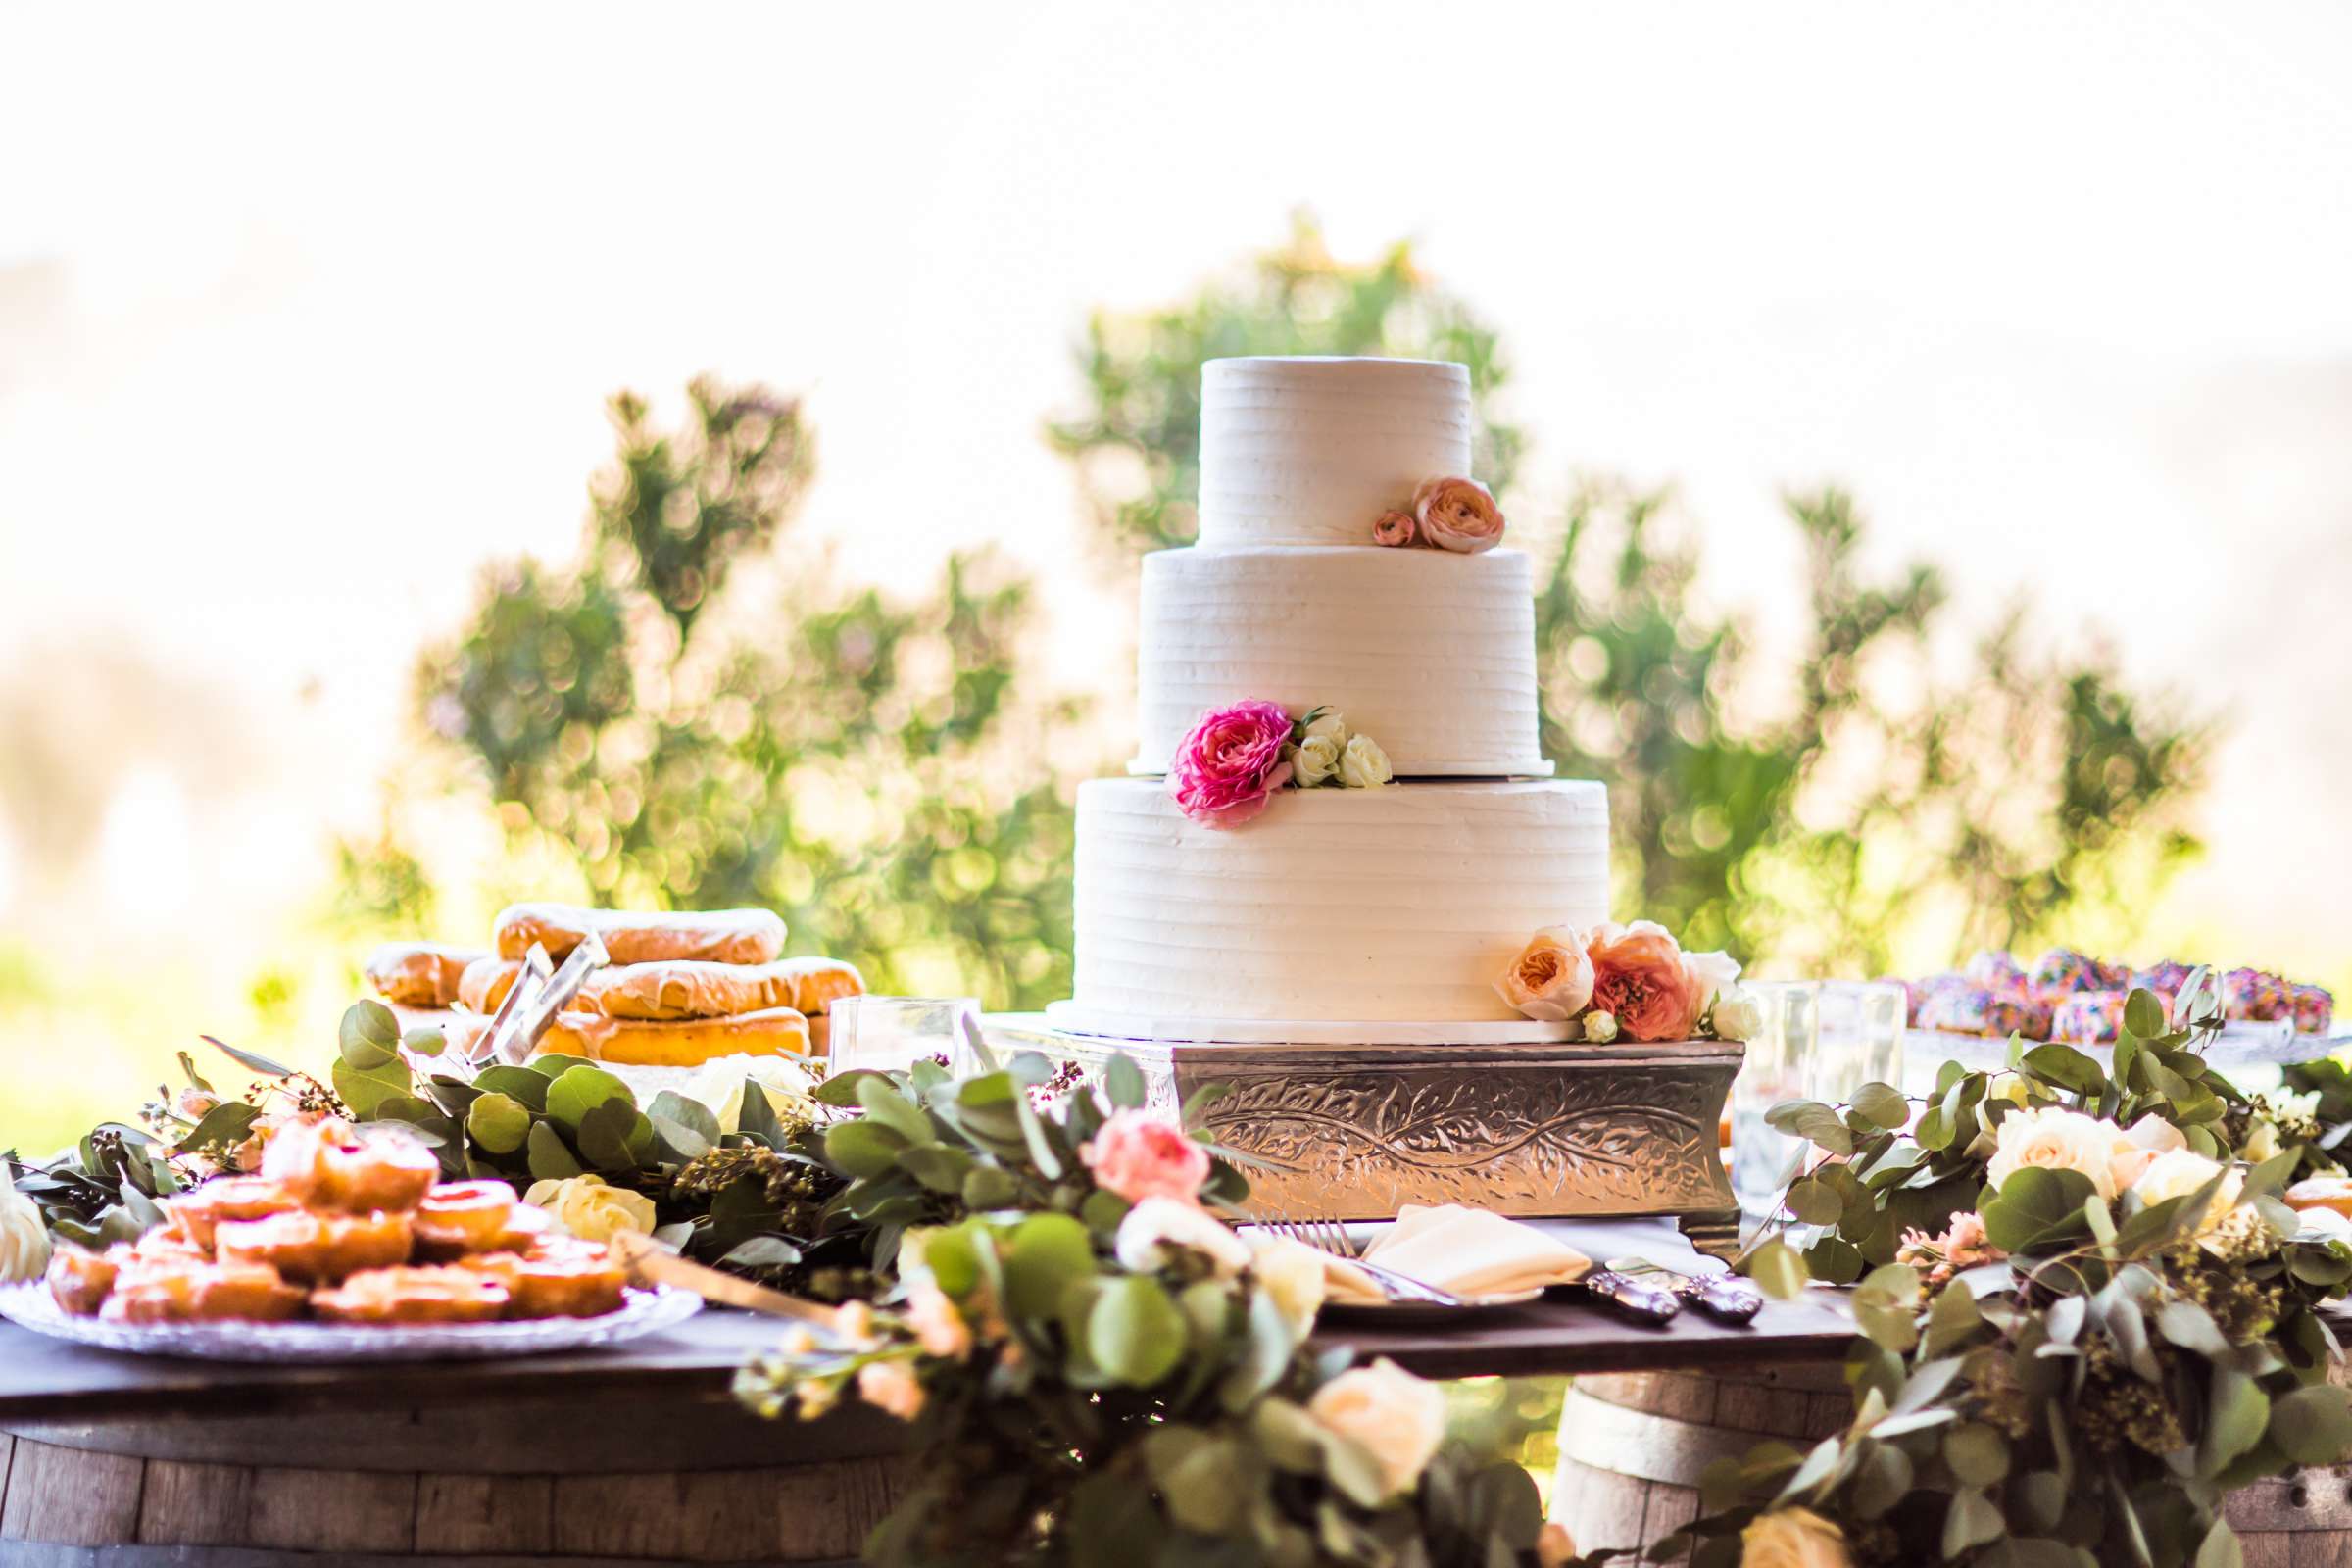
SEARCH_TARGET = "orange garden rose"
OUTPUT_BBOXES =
[1410,476,1505,553]
[1584,920,1704,1042]
[1494,926,1595,1020]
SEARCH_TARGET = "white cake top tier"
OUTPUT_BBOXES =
[1198,357,1473,549]
[1133,545,1550,777]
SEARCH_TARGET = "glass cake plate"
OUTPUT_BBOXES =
[0,1280,700,1364]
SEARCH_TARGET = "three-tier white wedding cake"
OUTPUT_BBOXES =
[1052,357,1613,1044]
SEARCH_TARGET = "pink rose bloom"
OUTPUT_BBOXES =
[1372,510,1418,548]
[1411,476,1505,554]
[1082,1108,1212,1206]
[1169,700,1295,828]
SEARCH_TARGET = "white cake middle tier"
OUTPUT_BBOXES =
[1071,777,1610,1026]
[1134,544,1551,777]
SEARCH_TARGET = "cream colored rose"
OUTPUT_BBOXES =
[1683,950,1742,1012]
[1292,733,1343,788]
[0,1171,50,1286]
[1495,926,1596,1022]
[2242,1120,2282,1163]
[1301,710,1348,744]
[1338,734,1393,789]
[1113,1195,1251,1278]
[1306,1357,1447,1499]
[1985,1072,2033,1107]
[2131,1148,2243,1233]
[1711,987,1765,1043]
[1986,1105,2133,1202]
[2108,1114,2188,1191]
[681,1053,819,1135]
[522,1174,658,1244]
[1248,1233,1328,1336]
[1740,1507,1851,1568]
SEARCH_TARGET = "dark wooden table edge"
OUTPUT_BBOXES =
[0,1296,1857,1424]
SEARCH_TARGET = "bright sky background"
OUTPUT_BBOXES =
[3,1,2349,997]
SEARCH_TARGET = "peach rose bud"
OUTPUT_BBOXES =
[1495,926,1596,1021]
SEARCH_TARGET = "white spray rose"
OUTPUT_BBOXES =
[1683,950,1742,1013]
[2109,1113,2188,1191]
[1301,710,1348,744]
[1247,1233,1328,1336]
[1985,1072,2034,1107]
[1305,1357,1447,1500]
[2131,1148,2240,1214]
[0,1169,51,1286]
[1291,733,1343,788]
[1338,733,1393,789]
[1113,1196,1250,1278]
[1710,986,1764,1043]
[522,1174,658,1243]
[1986,1105,2133,1202]
[681,1053,818,1135]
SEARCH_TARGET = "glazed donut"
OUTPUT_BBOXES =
[100,1259,307,1324]
[493,904,785,967]
[311,1265,512,1324]
[459,956,524,1014]
[540,1006,811,1067]
[165,1177,300,1251]
[263,1120,439,1214]
[216,1209,415,1284]
[46,1245,122,1316]
[2285,1177,2352,1220]
[364,943,487,1007]
[412,1181,520,1259]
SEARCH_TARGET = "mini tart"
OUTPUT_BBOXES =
[99,1260,307,1324]
[496,1241,629,1319]
[2285,1176,2352,1219]
[311,1265,511,1324]
[46,1245,122,1317]
[165,1176,300,1250]
[264,1121,439,1213]
[216,1209,416,1284]
[412,1180,520,1259]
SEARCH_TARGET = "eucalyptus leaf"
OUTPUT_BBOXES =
[338,1000,403,1068]
[856,1076,936,1146]
[649,1114,712,1163]
[473,1064,552,1112]
[1104,1054,1149,1110]
[1743,1239,1810,1299]
[1785,1178,1842,1225]
[332,1053,414,1119]
[1940,1487,2004,1559]
[1942,1423,2010,1487]
[1849,1081,1910,1130]
[2270,1384,2352,1465]
[1004,1211,1095,1321]
[525,1120,585,1180]
[545,1065,635,1132]
[173,1101,262,1154]
[825,1119,907,1180]
[1088,1275,1186,1388]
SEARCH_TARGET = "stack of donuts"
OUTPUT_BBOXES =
[1892,948,2335,1047]
[363,903,862,1067]
[45,1118,629,1325]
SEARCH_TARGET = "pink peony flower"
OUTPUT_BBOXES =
[1082,1108,1212,1206]
[1411,476,1505,553]
[1169,700,1295,828]
[1372,510,1418,548]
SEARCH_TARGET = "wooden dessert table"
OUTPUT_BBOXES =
[0,1296,1857,1566]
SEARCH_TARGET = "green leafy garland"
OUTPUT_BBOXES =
[1615,974,2352,1568]
[733,1050,1563,1568]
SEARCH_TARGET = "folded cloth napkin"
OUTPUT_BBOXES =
[1320,1204,1593,1304]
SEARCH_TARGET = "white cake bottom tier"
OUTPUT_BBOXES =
[1133,545,1550,777]
[1070,777,1610,1026]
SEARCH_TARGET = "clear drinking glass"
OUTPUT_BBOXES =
[1730,982,1821,1218]
[1811,980,1907,1106]
[827,997,983,1074]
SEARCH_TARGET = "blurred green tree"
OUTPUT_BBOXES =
[1051,222,2208,974]
[365,376,1081,1007]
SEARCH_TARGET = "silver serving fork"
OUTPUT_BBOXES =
[1256,1212,1468,1307]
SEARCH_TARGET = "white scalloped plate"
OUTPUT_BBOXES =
[0,1281,700,1364]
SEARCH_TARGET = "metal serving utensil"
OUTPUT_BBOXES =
[484,930,611,1067]
[606,1231,845,1332]
[1597,1255,1763,1325]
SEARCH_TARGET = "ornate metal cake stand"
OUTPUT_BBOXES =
[985,1015,1743,1258]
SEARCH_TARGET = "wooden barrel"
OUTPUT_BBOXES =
[1551,1366,2352,1566]
[0,1395,908,1565]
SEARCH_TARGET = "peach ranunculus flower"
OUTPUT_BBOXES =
[1495,926,1596,1021]
[1740,1507,1852,1568]
[1081,1108,1212,1206]
[1585,920,1704,1042]
[1372,509,1418,547]
[857,1359,927,1421]
[1411,476,1505,553]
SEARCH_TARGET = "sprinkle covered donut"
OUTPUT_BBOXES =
[2052,990,2128,1046]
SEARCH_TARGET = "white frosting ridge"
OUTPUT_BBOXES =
[1198,358,1472,548]
[1134,545,1550,777]
[1069,779,1611,1025]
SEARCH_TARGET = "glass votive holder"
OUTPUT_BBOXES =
[1730,981,1821,1217]
[827,996,983,1075]
[1810,980,1907,1105]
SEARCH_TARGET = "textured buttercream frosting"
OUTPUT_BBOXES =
[1133,545,1550,777]
[1198,358,1472,548]
[1069,778,1610,1025]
